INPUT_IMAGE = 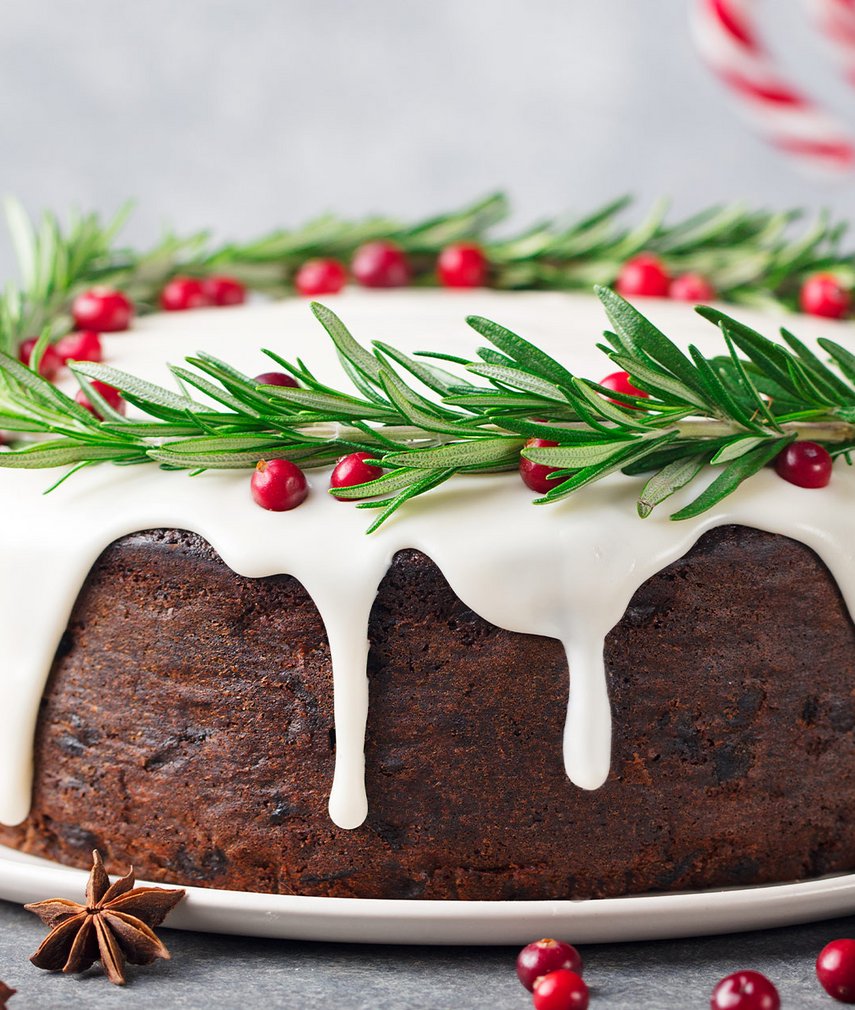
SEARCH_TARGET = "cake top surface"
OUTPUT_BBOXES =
[2,288,855,834]
[80,287,855,393]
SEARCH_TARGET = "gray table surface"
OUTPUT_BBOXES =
[0,899,850,1009]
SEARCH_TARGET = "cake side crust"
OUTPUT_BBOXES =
[1,525,853,900]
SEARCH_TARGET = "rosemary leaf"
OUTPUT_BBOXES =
[372,341,466,397]
[465,316,577,389]
[710,436,767,463]
[596,287,709,401]
[361,468,457,533]
[330,466,423,500]
[0,439,143,468]
[819,338,855,388]
[535,432,678,504]
[670,436,795,520]
[310,302,383,384]
[72,363,205,417]
[382,437,523,470]
[637,455,706,517]
[465,362,569,401]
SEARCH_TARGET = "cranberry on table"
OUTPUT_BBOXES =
[250,459,308,511]
[615,253,671,298]
[202,275,246,306]
[599,370,649,404]
[18,338,62,380]
[670,272,716,302]
[160,277,211,311]
[532,969,589,1010]
[800,273,851,319]
[55,330,103,364]
[330,451,383,492]
[437,243,488,288]
[254,371,298,389]
[71,287,133,332]
[517,938,584,992]
[817,938,855,1002]
[774,441,833,489]
[295,258,348,296]
[710,970,779,1010]
[520,437,560,494]
[75,380,126,420]
[351,241,411,288]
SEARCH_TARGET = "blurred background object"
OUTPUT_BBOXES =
[0,0,852,277]
[693,0,855,173]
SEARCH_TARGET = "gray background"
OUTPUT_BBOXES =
[2,2,855,1006]
[0,899,850,1009]
[1,0,854,274]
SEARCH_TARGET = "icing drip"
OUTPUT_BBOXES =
[1,291,854,830]
[299,565,392,830]
[562,637,612,791]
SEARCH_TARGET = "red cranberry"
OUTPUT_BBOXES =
[517,939,584,992]
[75,380,126,419]
[351,241,411,288]
[295,258,348,296]
[250,459,308,511]
[710,970,779,1010]
[437,243,488,288]
[800,274,851,319]
[160,277,211,311]
[615,253,671,298]
[71,287,133,332]
[520,437,560,494]
[18,338,62,380]
[330,451,383,492]
[254,371,298,389]
[55,330,103,364]
[202,275,246,306]
[670,272,716,302]
[599,370,649,405]
[532,969,589,1010]
[817,939,855,1003]
[774,441,833,488]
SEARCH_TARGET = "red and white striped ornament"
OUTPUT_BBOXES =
[692,0,855,173]
[810,0,855,87]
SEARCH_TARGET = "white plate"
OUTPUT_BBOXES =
[2,843,854,945]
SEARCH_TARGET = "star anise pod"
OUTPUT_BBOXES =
[0,981,15,1007]
[24,849,185,986]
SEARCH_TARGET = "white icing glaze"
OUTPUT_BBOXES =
[1,290,854,830]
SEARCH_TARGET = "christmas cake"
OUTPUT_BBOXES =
[0,287,854,900]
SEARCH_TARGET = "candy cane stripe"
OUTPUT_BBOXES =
[718,70,807,106]
[710,0,758,46]
[774,137,855,167]
[694,0,855,173]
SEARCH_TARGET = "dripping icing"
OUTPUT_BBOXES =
[1,290,854,830]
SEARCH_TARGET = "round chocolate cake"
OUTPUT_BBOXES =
[0,290,853,902]
[1,523,854,899]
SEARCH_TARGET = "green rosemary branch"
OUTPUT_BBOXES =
[0,288,852,530]
[2,194,853,356]
[0,193,508,355]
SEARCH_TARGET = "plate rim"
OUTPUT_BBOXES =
[1,843,854,945]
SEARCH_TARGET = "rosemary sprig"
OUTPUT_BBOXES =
[0,193,508,355]
[3,195,854,356]
[0,288,853,530]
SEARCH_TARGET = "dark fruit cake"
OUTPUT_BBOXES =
[1,523,852,900]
